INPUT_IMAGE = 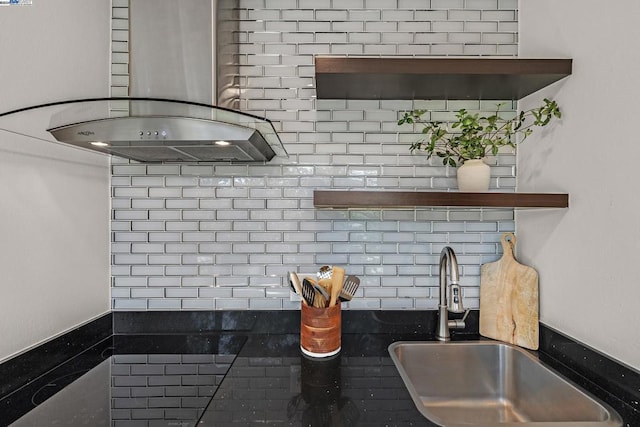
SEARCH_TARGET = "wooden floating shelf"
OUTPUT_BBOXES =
[313,191,569,209]
[315,57,573,100]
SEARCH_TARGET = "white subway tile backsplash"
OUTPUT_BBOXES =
[448,211,483,221]
[113,188,148,199]
[113,300,147,310]
[149,254,182,265]
[165,243,198,254]
[449,9,482,20]
[482,9,515,20]
[466,0,498,8]
[114,232,148,242]
[215,299,249,310]
[131,266,164,276]
[130,176,163,186]
[481,209,515,221]
[182,299,214,309]
[232,264,266,277]
[148,277,180,288]
[497,0,517,8]
[148,299,182,310]
[364,287,397,298]
[183,276,217,287]
[449,32,482,44]
[131,288,164,298]
[382,9,415,21]
[498,21,518,32]
[498,43,518,56]
[111,0,518,311]
[114,254,147,265]
[315,9,349,20]
[112,165,147,175]
[364,0,397,8]
[363,21,398,33]
[363,44,398,55]
[145,165,180,175]
[147,232,181,244]
[464,44,499,55]
[431,43,465,55]
[432,20,465,32]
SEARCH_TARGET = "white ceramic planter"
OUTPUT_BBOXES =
[456,159,490,192]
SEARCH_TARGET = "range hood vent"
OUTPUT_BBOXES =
[0,0,287,163]
[0,97,286,163]
[49,116,276,163]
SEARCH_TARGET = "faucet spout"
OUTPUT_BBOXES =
[439,247,459,304]
[436,247,468,341]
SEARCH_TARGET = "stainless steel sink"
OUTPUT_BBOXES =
[388,341,622,426]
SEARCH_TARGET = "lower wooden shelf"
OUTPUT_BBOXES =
[313,191,569,209]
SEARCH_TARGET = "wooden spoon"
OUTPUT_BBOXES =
[318,278,332,305]
[329,266,345,307]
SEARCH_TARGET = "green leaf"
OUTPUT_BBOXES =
[399,99,561,162]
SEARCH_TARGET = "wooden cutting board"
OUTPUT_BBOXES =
[480,232,539,350]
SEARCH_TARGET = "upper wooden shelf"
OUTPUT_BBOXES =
[313,191,569,209]
[315,57,572,100]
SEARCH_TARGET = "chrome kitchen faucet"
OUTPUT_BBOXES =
[436,247,470,341]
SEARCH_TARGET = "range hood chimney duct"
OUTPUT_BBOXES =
[129,0,236,110]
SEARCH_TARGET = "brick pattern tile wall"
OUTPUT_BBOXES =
[110,0,518,311]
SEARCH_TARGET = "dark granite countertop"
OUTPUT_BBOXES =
[2,310,638,426]
[112,310,640,426]
[198,332,639,426]
[199,332,441,426]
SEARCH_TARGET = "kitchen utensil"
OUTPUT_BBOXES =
[480,232,539,350]
[306,277,329,300]
[288,271,302,295]
[317,265,333,280]
[329,266,345,307]
[317,278,332,303]
[304,278,328,308]
[339,276,360,302]
[301,278,317,307]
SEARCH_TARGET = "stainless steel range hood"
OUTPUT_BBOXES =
[42,98,283,163]
[48,115,276,163]
[0,0,286,163]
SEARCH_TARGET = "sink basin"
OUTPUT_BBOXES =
[388,341,622,426]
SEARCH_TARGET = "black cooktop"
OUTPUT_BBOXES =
[2,335,246,426]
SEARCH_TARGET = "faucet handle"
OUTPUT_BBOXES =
[448,309,471,330]
[449,284,465,313]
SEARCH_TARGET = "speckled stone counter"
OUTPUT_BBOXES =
[199,333,437,426]
[1,311,638,426]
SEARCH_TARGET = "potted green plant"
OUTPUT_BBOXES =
[397,99,562,191]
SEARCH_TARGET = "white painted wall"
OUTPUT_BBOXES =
[518,0,640,370]
[0,1,111,362]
